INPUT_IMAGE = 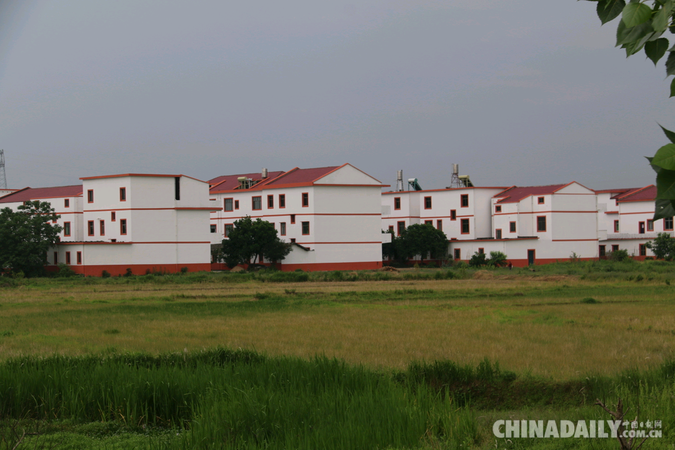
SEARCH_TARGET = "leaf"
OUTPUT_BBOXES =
[659,123,675,144]
[617,21,654,47]
[656,167,675,200]
[652,3,672,32]
[646,38,669,64]
[647,156,662,174]
[667,51,675,75]
[671,77,675,97]
[652,143,675,170]
[622,2,653,28]
[654,198,675,220]
[598,0,626,24]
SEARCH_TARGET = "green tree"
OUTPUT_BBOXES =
[398,224,448,262]
[0,201,62,277]
[586,0,675,219]
[220,216,291,268]
[646,232,675,259]
[469,251,488,268]
[487,251,508,267]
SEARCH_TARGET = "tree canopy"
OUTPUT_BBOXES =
[383,224,448,263]
[646,232,675,259]
[0,201,62,277]
[220,216,291,268]
[586,0,675,219]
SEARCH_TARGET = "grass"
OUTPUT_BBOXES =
[0,260,674,448]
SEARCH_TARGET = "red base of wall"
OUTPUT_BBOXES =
[53,263,212,277]
[210,261,383,272]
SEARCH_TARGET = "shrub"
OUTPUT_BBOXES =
[56,263,77,278]
[180,267,189,274]
[487,251,508,267]
[101,270,111,278]
[469,252,487,267]
[607,249,630,262]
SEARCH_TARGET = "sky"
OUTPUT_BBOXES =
[1,0,673,191]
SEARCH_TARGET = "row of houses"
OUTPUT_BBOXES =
[0,163,666,275]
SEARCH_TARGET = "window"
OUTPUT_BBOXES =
[639,244,647,256]
[301,221,310,235]
[647,219,654,231]
[267,195,274,209]
[280,222,286,236]
[65,252,71,265]
[111,212,116,222]
[599,245,606,257]
[290,238,296,243]
[425,220,433,226]
[235,200,239,209]
[614,220,620,232]
[388,225,394,234]
[120,187,126,202]
[496,229,502,239]
[64,222,71,237]
[639,222,645,234]
[88,220,94,236]
[210,224,217,233]
[460,194,469,207]
[64,199,70,208]
[454,248,461,260]
[450,210,456,221]
[174,177,181,201]
[537,216,547,232]
[394,197,401,210]
[424,196,432,209]
[510,221,516,233]
[99,221,105,236]
[612,244,619,252]
[224,198,233,211]
[437,220,442,231]
[302,192,309,207]
[538,197,544,204]
[460,218,470,234]
[77,252,82,265]
[478,248,484,254]
[397,221,405,236]
[252,196,262,210]
[495,205,501,213]
[279,194,285,208]
[120,219,127,235]
[665,217,674,231]
[53,252,58,265]
[225,224,234,237]
[87,190,94,203]
[291,214,296,224]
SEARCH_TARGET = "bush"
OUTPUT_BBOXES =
[101,270,111,278]
[487,251,508,267]
[469,252,487,267]
[607,249,630,262]
[56,263,77,278]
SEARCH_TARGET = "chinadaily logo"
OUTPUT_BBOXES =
[493,420,663,439]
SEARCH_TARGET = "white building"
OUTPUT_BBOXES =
[0,174,213,276]
[209,164,386,271]
[597,185,669,258]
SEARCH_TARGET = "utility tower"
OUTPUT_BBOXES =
[0,150,6,189]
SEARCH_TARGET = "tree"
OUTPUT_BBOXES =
[0,201,62,277]
[645,232,675,259]
[398,223,448,262]
[220,216,291,268]
[585,0,675,220]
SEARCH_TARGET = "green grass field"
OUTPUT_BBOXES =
[0,261,673,449]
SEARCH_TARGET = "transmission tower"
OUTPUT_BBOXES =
[0,150,6,189]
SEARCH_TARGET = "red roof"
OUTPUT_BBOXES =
[0,185,83,204]
[264,166,340,188]
[494,184,568,204]
[615,185,656,203]
[208,171,284,193]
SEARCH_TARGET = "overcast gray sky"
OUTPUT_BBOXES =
[1,1,672,191]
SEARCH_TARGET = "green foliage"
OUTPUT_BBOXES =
[0,201,62,277]
[220,216,291,268]
[587,1,675,220]
[469,251,508,267]
[384,224,448,264]
[607,249,631,262]
[646,232,675,260]
[56,263,77,278]
[469,251,487,267]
